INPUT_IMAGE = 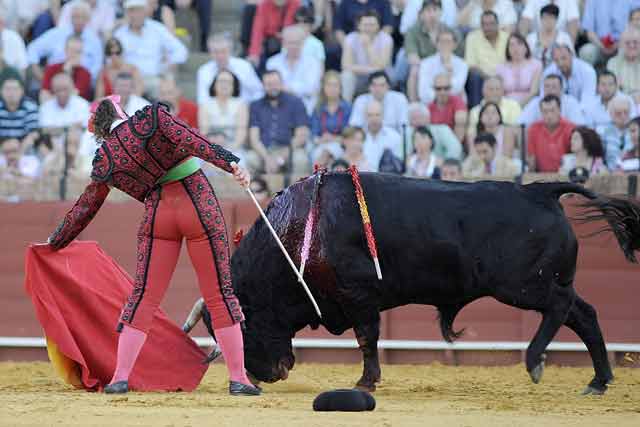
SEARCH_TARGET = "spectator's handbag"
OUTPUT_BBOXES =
[378,149,404,175]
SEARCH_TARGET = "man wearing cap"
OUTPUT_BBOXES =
[114,0,188,98]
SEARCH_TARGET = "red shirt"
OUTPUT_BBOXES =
[42,63,92,101]
[527,119,575,172]
[428,95,467,131]
[249,0,300,58]
[177,98,198,129]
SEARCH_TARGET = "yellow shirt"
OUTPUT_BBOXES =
[464,30,509,76]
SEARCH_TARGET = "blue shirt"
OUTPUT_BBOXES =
[581,0,628,40]
[249,93,310,149]
[26,25,103,79]
[541,57,597,102]
[310,100,352,137]
[334,0,393,34]
[597,124,633,169]
[0,97,39,139]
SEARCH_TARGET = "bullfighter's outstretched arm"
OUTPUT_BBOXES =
[157,107,240,173]
[48,181,111,250]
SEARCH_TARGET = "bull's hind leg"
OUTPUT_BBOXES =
[525,284,576,384]
[564,295,614,395]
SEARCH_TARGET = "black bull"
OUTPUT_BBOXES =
[190,173,640,395]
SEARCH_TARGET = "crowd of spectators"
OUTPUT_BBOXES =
[4,0,640,202]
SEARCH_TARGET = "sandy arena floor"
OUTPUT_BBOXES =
[0,361,638,427]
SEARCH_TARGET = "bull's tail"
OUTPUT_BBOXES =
[529,182,640,263]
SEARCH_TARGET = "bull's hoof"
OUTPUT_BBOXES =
[528,358,545,384]
[581,385,606,396]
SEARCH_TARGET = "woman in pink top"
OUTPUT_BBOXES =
[495,33,542,106]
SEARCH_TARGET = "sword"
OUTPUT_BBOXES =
[245,187,322,319]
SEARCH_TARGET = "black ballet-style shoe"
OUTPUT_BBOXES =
[104,380,129,394]
[229,381,261,396]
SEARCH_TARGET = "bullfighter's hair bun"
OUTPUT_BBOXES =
[312,389,376,412]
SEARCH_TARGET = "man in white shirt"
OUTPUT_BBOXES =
[58,0,116,40]
[26,1,103,80]
[541,43,598,103]
[112,72,150,116]
[399,0,457,33]
[583,71,637,129]
[266,25,322,115]
[520,0,580,41]
[520,73,586,126]
[39,73,89,131]
[363,99,403,171]
[0,6,27,71]
[197,32,264,105]
[114,0,188,98]
[350,71,409,132]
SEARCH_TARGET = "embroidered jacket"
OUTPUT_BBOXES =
[48,103,239,250]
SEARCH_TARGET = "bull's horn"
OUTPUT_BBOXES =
[182,297,205,333]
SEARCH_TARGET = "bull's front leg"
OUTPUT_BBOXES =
[354,319,381,392]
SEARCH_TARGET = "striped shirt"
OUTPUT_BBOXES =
[0,98,39,140]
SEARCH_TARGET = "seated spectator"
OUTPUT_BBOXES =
[173,0,214,53]
[311,141,344,170]
[58,0,116,40]
[249,176,271,202]
[197,33,264,105]
[583,71,637,129]
[405,1,455,102]
[247,0,300,69]
[520,0,580,42]
[95,37,145,99]
[341,10,393,102]
[400,0,457,33]
[406,102,462,160]
[112,72,150,115]
[157,73,198,128]
[198,69,249,155]
[0,45,23,90]
[362,99,403,172]
[525,4,574,68]
[464,10,509,107]
[469,101,518,159]
[2,0,48,38]
[607,27,640,105]
[520,74,585,126]
[114,0,188,98]
[350,71,408,131]
[418,28,468,104]
[463,132,519,178]
[0,138,40,182]
[148,0,176,33]
[629,7,640,32]
[0,78,39,144]
[406,126,442,178]
[579,0,626,66]
[618,116,640,171]
[496,33,543,106]
[527,94,574,172]
[293,6,325,66]
[333,0,393,47]
[40,36,92,102]
[0,7,28,73]
[310,71,352,145]
[467,76,522,137]
[266,25,322,114]
[560,126,607,175]
[427,73,468,142]
[247,70,310,174]
[457,0,517,32]
[597,95,634,168]
[441,157,462,180]
[340,126,374,171]
[39,73,90,132]
[541,43,597,103]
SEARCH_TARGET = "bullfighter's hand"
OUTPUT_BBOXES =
[231,162,251,188]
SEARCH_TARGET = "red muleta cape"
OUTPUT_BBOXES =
[24,241,208,392]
